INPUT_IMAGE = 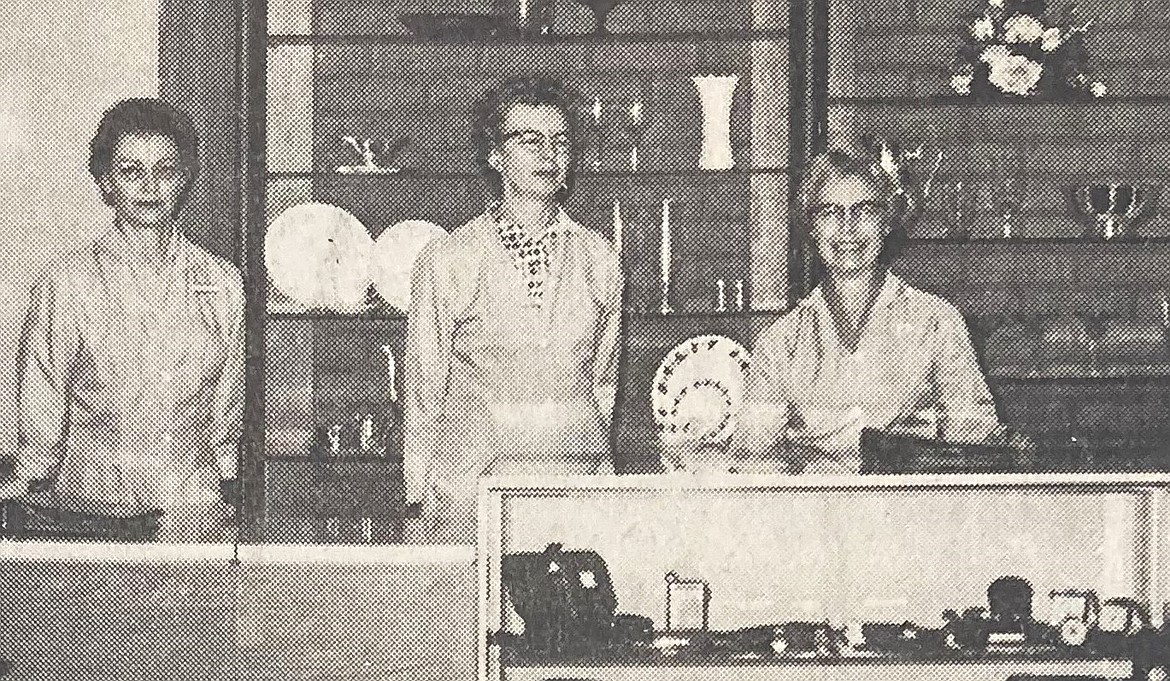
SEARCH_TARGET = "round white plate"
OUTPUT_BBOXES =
[265,202,374,312]
[370,219,448,312]
[652,334,751,444]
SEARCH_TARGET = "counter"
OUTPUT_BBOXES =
[478,473,1170,681]
[0,540,476,681]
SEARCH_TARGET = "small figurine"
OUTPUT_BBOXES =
[337,136,409,174]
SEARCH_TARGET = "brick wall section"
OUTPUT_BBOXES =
[830,0,1170,437]
[257,0,790,471]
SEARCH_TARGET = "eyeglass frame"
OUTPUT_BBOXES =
[806,200,891,228]
[499,128,574,156]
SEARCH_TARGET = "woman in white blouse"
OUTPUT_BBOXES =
[735,146,1001,474]
[0,99,244,541]
[404,77,622,543]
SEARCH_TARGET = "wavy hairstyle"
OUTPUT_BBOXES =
[88,98,200,216]
[797,145,910,274]
[471,76,582,202]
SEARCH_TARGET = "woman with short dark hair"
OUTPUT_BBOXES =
[735,144,999,473]
[2,98,244,541]
[404,76,621,543]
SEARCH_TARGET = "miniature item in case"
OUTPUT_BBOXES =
[501,543,652,654]
[664,571,710,631]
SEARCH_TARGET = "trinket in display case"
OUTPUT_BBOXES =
[664,571,710,632]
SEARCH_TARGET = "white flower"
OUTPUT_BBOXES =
[951,73,974,94]
[980,44,1011,64]
[987,54,1044,95]
[1003,14,1045,43]
[879,142,899,180]
[1090,81,1107,97]
[971,16,996,41]
[1040,27,1062,51]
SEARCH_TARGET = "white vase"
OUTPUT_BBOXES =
[691,74,739,170]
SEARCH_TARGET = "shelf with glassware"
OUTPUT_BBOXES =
[478,474,1170,681]
[266,29,791,47]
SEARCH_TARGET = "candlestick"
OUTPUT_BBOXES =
[660,198,673,315]
[592,96,604,171]
[612,199,623,256]
[735,279,744,311]
[628,99,643,172]
[716,279,726,312]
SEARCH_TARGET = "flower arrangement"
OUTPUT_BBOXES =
[948,0,1106,100]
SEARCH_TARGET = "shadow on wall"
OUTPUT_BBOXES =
[0,0,159,449]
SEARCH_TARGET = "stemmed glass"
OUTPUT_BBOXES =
[569,0,624,35]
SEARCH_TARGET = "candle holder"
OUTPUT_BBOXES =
[691,74,739,171]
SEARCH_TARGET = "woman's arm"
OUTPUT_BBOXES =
[207,273,246,484]
[591,248,623,436]
[12,271,80,490]
[731,323,792,463]
[934,308,1000,442]
[403,242,454,507]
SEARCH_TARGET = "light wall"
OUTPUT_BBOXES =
[0,0,159,450]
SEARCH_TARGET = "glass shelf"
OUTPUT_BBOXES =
[988,371,1170,383]
[267,168,792,181]
[904,237,1170,246]
[826,94,1170,107]
[266,29,790,47]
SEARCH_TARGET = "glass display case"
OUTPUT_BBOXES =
[479,473,1170,680]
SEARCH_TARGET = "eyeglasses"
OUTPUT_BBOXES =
[113,162,188,186]
[502,129,573,156]
[808,201,888,227]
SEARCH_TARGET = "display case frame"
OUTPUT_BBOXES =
[478,473,1170,681]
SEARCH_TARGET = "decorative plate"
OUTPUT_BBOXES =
[265,202,374,313]
[652,335,751,444]
[370,219,447,312]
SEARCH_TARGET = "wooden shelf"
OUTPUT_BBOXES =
[266,29,789,47]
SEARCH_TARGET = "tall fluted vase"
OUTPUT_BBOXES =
[691,74,739,171]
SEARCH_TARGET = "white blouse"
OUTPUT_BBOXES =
[737,273,999,473]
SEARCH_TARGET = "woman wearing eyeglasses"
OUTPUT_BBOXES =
[734,146,1000,474]
[0,98,244,541]
[404,77,622,543]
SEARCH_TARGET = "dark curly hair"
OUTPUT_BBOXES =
[798,145,910,274]
[472,76,582,202]
[88,98,200,215]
